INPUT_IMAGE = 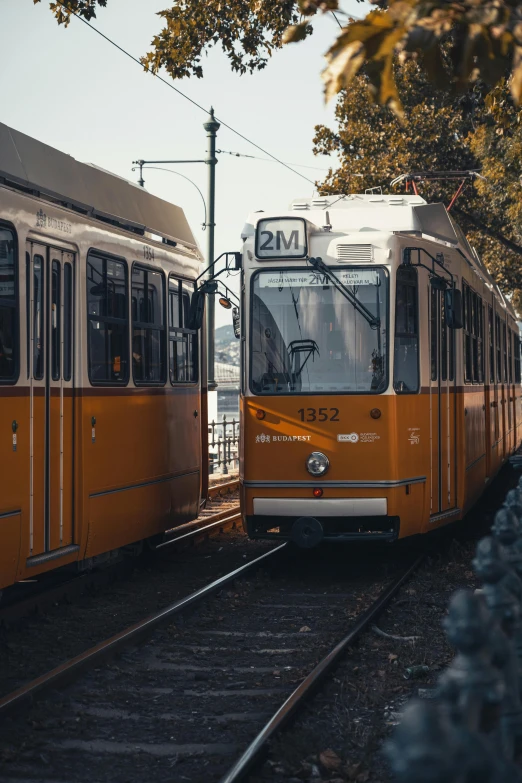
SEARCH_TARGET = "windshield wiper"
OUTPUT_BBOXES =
[288,339,319,379]
[308,257,380,330]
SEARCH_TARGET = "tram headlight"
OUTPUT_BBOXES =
[306,452,330,477]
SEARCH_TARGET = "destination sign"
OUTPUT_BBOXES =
[259,269,379,288]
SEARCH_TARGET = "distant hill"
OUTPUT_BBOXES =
[215,324,240,366]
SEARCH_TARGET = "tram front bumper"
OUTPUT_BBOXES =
[244,497,399,544]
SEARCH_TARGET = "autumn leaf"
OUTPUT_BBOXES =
[320,749,342,771]
[511,45,522,103]
[283,21,311,44]
[323,39,366,101]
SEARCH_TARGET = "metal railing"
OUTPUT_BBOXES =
[387,478,522,781]
[208,416,239,475]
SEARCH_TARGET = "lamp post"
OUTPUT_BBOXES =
[133,107,220,390]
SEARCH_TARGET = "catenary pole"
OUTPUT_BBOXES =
[204,107,220,391]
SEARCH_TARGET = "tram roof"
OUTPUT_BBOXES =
[294,195,461,245]
[0,122,198,251]
[244,194,516,316]
[245,195,462,245]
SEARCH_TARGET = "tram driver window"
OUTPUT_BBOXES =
[250,267,388,395]
[394,267,419,393]
[87,253,128,384]
[0,227,18,383]
[131,265,166,384]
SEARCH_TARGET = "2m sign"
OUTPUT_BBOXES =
[255,217,307,260]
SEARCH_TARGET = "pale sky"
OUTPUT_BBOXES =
[1,0,365,325]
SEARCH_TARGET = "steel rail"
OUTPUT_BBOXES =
[156,510,241,550]
[0,564,132,626]
[0,543,286,721]
[208,479,239,499]
[0,506,241,624]
[220,553,425,783]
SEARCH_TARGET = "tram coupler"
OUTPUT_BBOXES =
[291,517,324,548]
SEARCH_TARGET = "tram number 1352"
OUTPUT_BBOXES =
[298,408,340,422]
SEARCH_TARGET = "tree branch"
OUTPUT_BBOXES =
[453,206,522,257]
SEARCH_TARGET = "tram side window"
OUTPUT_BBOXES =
[474,294,484,383]
[430,285,438,382]
[51,260,61,381]
[496,313,502,382]
[488,306,495,383]
[394,267,418,393]
[87,253,128,384]
[514,334,522,383]
[33,255,44,380]
[169,276,198,384]
[63,264,72,381]
[509,330,513,384]
[463,283,472,383]
[503,323,508,383]
[440,294,455,382]
[0,227,18,382]
[131,265,166,384]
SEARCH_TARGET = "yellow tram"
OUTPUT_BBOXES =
[239,195,522,546]
[0,123,205,590]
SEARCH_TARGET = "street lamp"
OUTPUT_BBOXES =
[130,165,207,228]
[133,107,221,390]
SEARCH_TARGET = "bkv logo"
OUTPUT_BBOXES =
[338,433,359,443]
[36,209,47,228]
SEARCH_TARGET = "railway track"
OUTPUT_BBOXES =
[158,480,241,550]
[208,478,240,499]
[0,545,423,783]
[0,486,241,626]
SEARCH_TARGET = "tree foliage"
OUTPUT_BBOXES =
[35,0,107,25]
[38,0,522,113]
[321,2,522,117]
[36,0,303,77]
[314,63,522,311]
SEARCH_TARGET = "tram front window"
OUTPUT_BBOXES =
[250,267,388,394]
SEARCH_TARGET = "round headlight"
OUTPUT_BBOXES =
[306,451,330,477]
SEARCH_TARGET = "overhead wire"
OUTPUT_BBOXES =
[54,0,317,186]
[216,148,331,172]
[331,11,344,29]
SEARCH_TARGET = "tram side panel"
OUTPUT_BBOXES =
[80,388,201,558]
[0,229,25,589]
[0,390,24,589]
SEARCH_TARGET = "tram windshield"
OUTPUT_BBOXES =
[250,267,388,395]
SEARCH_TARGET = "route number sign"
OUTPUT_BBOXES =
[255,218,307,259]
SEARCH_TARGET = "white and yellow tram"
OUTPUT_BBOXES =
[238,195,522,546]
[0,123,206,590]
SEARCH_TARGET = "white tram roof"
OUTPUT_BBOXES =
[244,193,516,318]
[245,194,461,247]
[0,122,198,251]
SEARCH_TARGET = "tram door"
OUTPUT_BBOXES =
[429,283,457,516]
[27,242,74,557]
